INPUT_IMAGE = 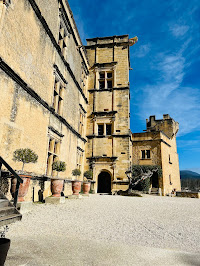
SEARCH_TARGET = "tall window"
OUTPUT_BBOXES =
[58,18,69,58]
[99,71,113,89]
[169,174,172,185]
[77,149,83,170]
[106,124,112,135]
[98,124,104,136]
[46,138,60,176]
[79,111,85,136]
[141,150,150,159]
[53,79,64,115]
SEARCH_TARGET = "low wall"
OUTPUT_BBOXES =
[1,177,74,202]
[176,191,200,199]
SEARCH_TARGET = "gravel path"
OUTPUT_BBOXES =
[5,194,200,265]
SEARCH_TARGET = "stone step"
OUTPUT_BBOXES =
[0,199,10,208]
[0,213,22,227]
[151,188,159,192]
[0,206,16,217]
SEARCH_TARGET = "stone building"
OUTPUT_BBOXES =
[0,0,180,200]
[84,36,132,193]
[132,115,181,195]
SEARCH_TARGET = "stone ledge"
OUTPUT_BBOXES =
[16,201,33,214]
[67,195,82,199]
[45,197,65,204]
[176,191,200,198]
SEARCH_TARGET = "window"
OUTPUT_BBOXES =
[53,79,64,115]
[106,124,112,135]
[98,125,104,136]
[141,150,150,159]
[98,124,112,136]
[58,15,69,58]
[46,138,60,176]
[77,149,83,170]
[98,71,113,89]
[79,111,85,136]
[169,174,172,185]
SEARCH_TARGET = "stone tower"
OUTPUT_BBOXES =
[85,35,132,193]
[132,114,181,195]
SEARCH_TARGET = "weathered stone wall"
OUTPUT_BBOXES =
[0,0,89,197]
[132,118,181,195]
[85,35,131,192]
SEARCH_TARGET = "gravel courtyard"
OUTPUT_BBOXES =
[5,194,200,266]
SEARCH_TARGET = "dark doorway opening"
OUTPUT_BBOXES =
[151,172,159,188]
[97,171,111,193]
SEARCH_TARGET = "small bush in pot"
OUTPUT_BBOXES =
[83,170,93,194]
[72,168,81,179]
[52,161,66,177]
[51,161,66,197]
[71,169,81,195]
[84,170,93,180]
[13,148,38,172]
[11,148,38,202]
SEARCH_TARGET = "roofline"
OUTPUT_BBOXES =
[86,34,129,41]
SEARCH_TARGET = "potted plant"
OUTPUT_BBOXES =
[71,169,81,195]
[0,226,10,266]
[11,148,38,202]
[83,170,93,194]
[51,161,66,197]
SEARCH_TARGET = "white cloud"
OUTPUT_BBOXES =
[170,24,189,37]
[135,41,200,136]
[135,44,151,58]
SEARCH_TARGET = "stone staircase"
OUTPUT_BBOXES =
[0,193,22,228]
[149,187,162,196]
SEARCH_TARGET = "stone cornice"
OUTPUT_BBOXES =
[48,126,64,138]
[53,64,68,85]
[88,87,129,93]
[132,138,171,147]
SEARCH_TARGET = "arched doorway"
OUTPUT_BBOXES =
[97,171,111,193]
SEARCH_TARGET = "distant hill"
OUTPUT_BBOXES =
[180,170,200,180]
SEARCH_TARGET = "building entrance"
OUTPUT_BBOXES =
[97,171,111,193]
[151,172,159,188]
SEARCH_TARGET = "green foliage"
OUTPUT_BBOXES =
[52,161,66,172]
[72,168,81,177]
[131,165,162,192]
[13,148,38,171]
[84,170,93,179]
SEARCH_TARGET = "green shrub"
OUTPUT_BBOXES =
[72,168,81,177]
[52,161,66,172]
[84,170,93,179]
[13,148,38,171]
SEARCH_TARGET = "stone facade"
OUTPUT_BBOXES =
[85,36,132,193]
[132,115,181,195]
[0,0,180,200]
[0,0,89,198]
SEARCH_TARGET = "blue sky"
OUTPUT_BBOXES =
[68,0,200,173]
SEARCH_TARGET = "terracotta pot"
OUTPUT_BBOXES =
[0,238,10,265]
[72,180,81,195]
[51,179,64,197]
[83,182,91,194]
[11,175,31,202]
